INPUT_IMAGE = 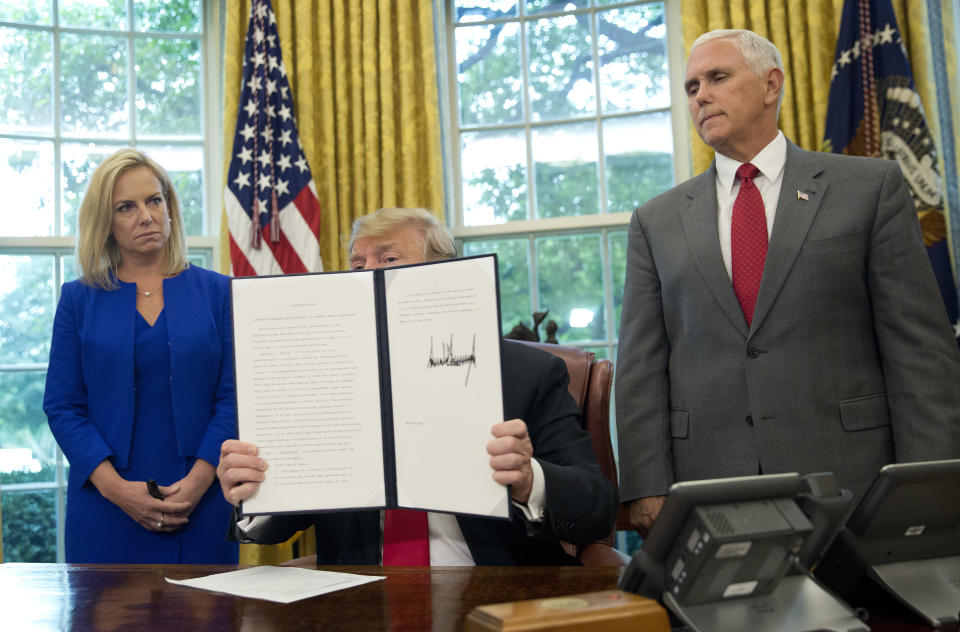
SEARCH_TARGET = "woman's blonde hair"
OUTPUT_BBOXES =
[75,148,188,289]
[347,207,457,261]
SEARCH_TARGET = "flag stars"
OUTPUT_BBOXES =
[233,170,251,190]
[237,146,253,164]
[251,51,266,67]
[278,104,292,122]
[253,27,265,43]
[838,49,852,67]
[878,23,896,44]
[258,150,272,168]
[267,34,277,49]
[280,129,292,146]
[266,79,277,96]
[276,153,292,171]
[266,103,276,118]
[239,122,256,141]
[294,155,308,173]
[255,4,268,19]
[257,172,272,191]
[280,85,289,99]
[275,179,290,196]
[268,55,280,73]
[246,75,262,93]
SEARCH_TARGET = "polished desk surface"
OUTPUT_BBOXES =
[0,562,952,631]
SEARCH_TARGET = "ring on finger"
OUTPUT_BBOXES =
[157,513,165,529]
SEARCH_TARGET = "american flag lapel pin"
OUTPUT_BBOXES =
[797,190,809,201]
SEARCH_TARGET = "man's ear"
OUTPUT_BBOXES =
[765,67,785,106]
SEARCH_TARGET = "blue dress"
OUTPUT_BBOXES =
[45,265,238,564]
[62,311,237,563]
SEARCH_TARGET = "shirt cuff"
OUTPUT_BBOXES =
[511,458,545,523]
[236,514,270,541]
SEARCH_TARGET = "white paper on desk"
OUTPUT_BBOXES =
[232,273,386,515]
[164,566,383,603]
[384,256,508,517]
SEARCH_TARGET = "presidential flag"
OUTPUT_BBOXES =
[823,0,958,328]
[225,0,323,276]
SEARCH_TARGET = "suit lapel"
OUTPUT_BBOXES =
[680,166,750,337]
[749,143,828,335]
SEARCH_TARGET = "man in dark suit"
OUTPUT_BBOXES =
[218,208,618,564]
[616,29,960,533]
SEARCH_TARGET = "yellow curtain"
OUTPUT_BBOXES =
[218,0,444,565]
[679,0,944,175]
[219,0,445,274]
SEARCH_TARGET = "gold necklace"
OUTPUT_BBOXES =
[138,281,163,297]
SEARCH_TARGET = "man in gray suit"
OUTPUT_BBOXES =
[616,29,960,533]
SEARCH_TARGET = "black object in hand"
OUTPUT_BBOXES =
[146,478,163,500]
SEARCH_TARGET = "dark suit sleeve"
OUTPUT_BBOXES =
[507,344,618,546]
[866,161,960,460]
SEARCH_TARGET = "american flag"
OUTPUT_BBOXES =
[823,0,958,329]
[225,0,323,276]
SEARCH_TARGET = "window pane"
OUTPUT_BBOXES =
[462,129,528,225]
[453,1,518,22]
[134,0,201,33]
[0,372,55,468]
[135,37,201,137]
[0,488,57,562]
[59,0,126,30]
[597,3,669,114]
[0,370,58,564]
[60,33,128,137]
[456,22,522,126]
[0,255,55,364]
[61,144,119,236]
[1,139,55,237]
[145,145,204,235]
[187,251,208,268]
[62,256,78,283]
[462,238,530,336]
[603,112,673,213]
[0,27,53,134]
[526,0,586,13]
[527,14,594,121]
[609,230,627,335]
[532,121,598,218]
[535,234,604,342]
[0,2,51,24]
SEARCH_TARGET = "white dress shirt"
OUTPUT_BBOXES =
[715,131,787,279]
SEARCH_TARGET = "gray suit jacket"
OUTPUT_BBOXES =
[615,140,960,502]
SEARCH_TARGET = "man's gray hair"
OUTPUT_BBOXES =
[690,29,785,111]
[348,207,457,261]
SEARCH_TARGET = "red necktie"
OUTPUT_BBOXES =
[731,163,767,326]
[382,509,430,566]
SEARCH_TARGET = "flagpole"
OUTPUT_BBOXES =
[926,0,960,319]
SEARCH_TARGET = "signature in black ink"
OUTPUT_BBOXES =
[427,334,478,386]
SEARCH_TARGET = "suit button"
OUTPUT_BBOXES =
[746,415,754,426]
[747,347,760,358]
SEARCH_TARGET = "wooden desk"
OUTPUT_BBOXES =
[0,563,951,631]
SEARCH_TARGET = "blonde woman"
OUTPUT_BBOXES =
[43,148,237,563]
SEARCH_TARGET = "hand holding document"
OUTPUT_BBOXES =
[230,255,508,519]
[165,566,383,603]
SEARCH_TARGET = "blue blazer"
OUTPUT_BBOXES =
[44,265,236,486]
